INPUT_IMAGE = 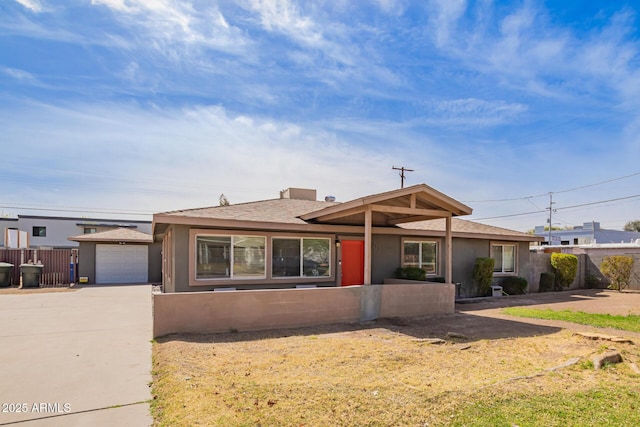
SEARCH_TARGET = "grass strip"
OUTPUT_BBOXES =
[451,384,640,427]
[503,308,640,332]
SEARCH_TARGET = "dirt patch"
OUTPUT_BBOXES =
[152,289,640,426]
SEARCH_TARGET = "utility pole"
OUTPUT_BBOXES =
[547,193,553,245]
[392,166,414,189]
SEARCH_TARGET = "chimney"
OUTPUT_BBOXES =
[279,188,317,201]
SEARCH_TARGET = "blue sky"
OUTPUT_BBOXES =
[2,0,640,232]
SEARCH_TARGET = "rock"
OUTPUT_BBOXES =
[548,357,581,372]
[630,363,640,374]
[446,332,470,340]
[592,352,623,370]
[575,332,634,344]
[412,338,446,345]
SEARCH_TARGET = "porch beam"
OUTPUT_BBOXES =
[370,204,451,217]
[410,193,416,208]
[310,206,366,223]
[364,206,372,285]
[445,215,452,284]
[387,215,434,225]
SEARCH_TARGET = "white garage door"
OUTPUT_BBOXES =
[96,244,148,284]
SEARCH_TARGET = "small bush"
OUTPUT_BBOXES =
[600,256,634,291]
[473,257,495,296]
[539,272,555,292]
[551,253,578,289]
[501,276,528,295]
[395,267,426,281]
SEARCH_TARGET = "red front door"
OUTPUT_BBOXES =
[341,240,364,286]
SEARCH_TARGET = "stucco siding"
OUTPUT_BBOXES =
[78,242,97,283]
[371,234,401,284]
[153,283,455,337]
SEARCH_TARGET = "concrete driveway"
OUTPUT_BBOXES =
[0,284,152,426]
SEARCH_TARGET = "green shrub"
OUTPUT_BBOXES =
[473,257,495,297]
[600,256,634,291]
[395,267,426,281]
[501,276,528,295]
[539,272,555,292]
[550,253,578,289]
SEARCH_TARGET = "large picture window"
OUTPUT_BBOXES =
[272,237,330,278]
[492,244,516,274]
[403,240,438,274]
[196,235,265,280]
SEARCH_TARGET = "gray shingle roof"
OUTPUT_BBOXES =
[68,227,153,243]
[157,198,535,240]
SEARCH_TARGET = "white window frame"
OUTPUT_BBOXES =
[272,237,331,279]
[491,242,517,275]
[401,238,439,276]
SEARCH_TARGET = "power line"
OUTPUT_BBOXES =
[0,205,154,217]
[463,171,640,203]
[471,193,640,222]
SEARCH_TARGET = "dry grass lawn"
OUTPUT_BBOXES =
[152,317,640,426]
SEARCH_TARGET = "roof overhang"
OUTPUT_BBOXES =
[68,228,152,244]
[300,184,472,226]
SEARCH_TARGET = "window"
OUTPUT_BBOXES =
[196,235,265,280]
[403,240,438,274]
[84,227,97,234]
[492,244,516,274]
[32,226,46,237]
[272,237,330,278]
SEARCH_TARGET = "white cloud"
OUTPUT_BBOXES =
[418,98,527,127]
[15,0,42,12]
[91,0,250,55]
[248,0,318,44]
[419,2,640,106]
[0,101,399,212]
[427,0,467,48]
[2,67,37,81]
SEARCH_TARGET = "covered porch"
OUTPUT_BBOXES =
[300,184,473,285]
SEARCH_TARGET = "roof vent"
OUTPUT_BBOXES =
[324,195,336,202]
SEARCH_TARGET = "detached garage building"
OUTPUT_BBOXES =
[69,228,161,284]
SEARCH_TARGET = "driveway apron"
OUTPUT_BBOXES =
[0,285,152,426]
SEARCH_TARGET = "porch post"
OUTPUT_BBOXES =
[445,215,452,283]
[364,206,372,285]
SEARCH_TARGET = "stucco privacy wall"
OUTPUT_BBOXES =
[153,283,454,338]
[582,249,640,291]
[530,250,640,291]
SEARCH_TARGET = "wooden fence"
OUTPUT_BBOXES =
[0,249,78,287]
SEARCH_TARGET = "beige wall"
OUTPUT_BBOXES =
[380,280,455,317]
[153,283,455,338]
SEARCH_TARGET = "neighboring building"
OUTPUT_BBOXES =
[1,215,152,249]
[534,221,640,246]
[152,185,541,297]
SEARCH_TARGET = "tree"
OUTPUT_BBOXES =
[219,194,230,206]
[623,220,640,232]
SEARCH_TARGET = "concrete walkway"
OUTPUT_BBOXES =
[0,284,152,426]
